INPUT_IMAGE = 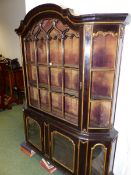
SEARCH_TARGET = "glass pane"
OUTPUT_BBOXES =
[51,92,62,116]
[36,39,47,64]
[65,68,79,93]
[29,87,38,107]
[52,132,74,172]
[27,65,37,86]
[90,101,111,128]
[25,41,35,63]
[42,19,52,32]
[92,33,117,68]
[64,36,79,66]
[65,95,78,125]
[26,117,42,150]
[56,20,68,31]
[90,145,106,175]
[49,29,62,65]
[91,71,114,99]
[38,66,48,88]
[51,68,62,91]
[40,89,50,111]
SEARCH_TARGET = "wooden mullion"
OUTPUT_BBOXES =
[34,39,40,108]
[47,37,52,112]
[62,37,65,118]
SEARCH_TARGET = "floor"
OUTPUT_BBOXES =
[0,105,63,175]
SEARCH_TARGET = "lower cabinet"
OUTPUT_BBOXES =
[24,111,117,175]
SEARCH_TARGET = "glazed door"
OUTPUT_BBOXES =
[23,18,83,127]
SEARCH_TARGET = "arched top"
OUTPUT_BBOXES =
[15,3,130,36]
[91,143,107,150]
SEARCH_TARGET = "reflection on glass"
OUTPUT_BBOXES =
[65,68,79,93]
[90,145,106,175]
[40,89,50,111]
[38,66,48,87]
[25,41,35,63]
[27,65,37,86]
[92,33,117,68]
[65,95,78,125]
[90,101,111,128]
[52,132,75,172]
[36,39,47,64]
[51,68,62,90]
[64,36,79,66]
[91,71,114,99]
[29,87,38,107]
[42,19,52,32]
[26,117,42,150]
[51,92,62,116]
[50,34,62,65]
[56,20,68,31]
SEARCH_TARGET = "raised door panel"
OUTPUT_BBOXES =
[25,116,42,151]
[50,127,77,174]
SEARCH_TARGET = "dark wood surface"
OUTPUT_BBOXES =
[0,62,6,109]
[15,4,130,175]
[15,4,130,36]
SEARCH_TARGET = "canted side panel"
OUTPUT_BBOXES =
[88,142,110,175]
[111,25,125,125]
[108,138,117,174]
[88,24,121,130]
[23,18,82,127]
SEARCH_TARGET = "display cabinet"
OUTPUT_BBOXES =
[15,4,130,175]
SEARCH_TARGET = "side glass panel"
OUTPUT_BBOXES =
[91,71,114,99]
[109,139,117,173]
[89,25,119,129]
[90,144,107,175]
[26,117,42,150]
[92,30,117,68]
[51,131,75,172]
[89,101,111,128]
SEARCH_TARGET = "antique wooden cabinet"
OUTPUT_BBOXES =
[15,4,130,175]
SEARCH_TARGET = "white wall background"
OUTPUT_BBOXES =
[25,1,131,175]
[0,0,25,65]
